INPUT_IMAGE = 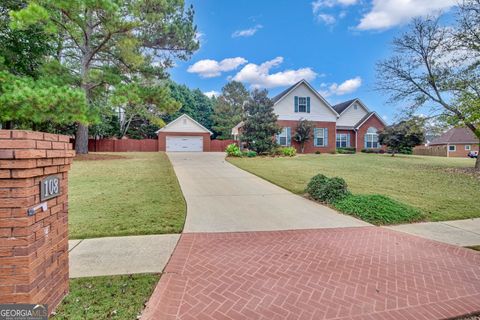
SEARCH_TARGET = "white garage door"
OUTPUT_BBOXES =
[166,136,203,152]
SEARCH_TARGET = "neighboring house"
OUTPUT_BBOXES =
[157,114,213,152]
[231,79,386,153]
[428,127,479,157]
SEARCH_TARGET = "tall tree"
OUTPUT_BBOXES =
[241,89,279,154]
[111,80,180,138]
[11,0,199,153]
[164,82,214,131]
[0,0,54,78]
[293,119,314,153]
[379,117,425,156]
[376,14,480,168]
[212,81,249,139]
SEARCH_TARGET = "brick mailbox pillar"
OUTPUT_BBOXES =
[0,130,75,313]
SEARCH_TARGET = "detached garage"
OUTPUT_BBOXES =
[157,114,212,152]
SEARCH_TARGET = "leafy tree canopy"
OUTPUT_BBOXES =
[241,89,279,154]
[212,81,249,140]
[379,117,425,156]
[294,119,314,153]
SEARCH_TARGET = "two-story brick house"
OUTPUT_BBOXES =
[232,79,386,153]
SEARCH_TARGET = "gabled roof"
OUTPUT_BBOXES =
[333,98,371,115]
[354,112,387,129]
[333,99,357,114]
[270,79,339,117]
[157,113,213,134]
[429,127,478,145]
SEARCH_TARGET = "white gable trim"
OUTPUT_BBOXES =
[157,113,213,134]
[355,112,387,129]
[274,80,340,117]
[339,99,370,115]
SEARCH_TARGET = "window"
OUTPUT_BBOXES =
[465,145,471,150]
[336,134,349,148]
[314,128,327,147]
[353,104,358,110]
[298,97,307,112]
[365,127,379,149]
[277,127,290,146]
[449,145,456,152]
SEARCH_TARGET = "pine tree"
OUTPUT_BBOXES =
[242,89,280,154]
[212,81,248,139]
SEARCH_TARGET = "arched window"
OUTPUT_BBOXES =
[365,127,379,149]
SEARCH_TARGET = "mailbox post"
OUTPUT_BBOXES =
[0,130,75,314]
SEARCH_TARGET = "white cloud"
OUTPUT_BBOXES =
[320,76,362,96]
[312,0,358,12]
[312,0,357,25]
[232,57,317,89]
[187,57,247,78]
[203,90,220,98]
[232,25,263,38]
[317,14,336,25]
[357,0,457,30]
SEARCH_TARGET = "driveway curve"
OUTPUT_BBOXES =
[167,152,369,232]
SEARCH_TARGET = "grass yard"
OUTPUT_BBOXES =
[52,274,159,319]
[69,152,185,239]
[228,153,480,222]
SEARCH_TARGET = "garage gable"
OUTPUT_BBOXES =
[158,114,212,134]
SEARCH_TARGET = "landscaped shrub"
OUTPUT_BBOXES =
[305,174,350,204]
[242,150,257,157]
[315,151,321,154]
[361,148,384,154]
[281,146,297,157]
[225,143,241,157]
[333,194,423,225]
[336,147,356,154]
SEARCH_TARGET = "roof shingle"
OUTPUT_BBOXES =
[430,127,478,145]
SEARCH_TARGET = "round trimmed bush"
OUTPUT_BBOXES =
[306,174,350,204]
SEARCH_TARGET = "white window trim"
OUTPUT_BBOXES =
[448,145,456,152]
[278,127,289,146]
[336,134,348,148]
[465,145,471,150]
[298,97,307,113]
[314,128,326,147]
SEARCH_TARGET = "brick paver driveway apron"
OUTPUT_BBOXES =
[143,153,480,320]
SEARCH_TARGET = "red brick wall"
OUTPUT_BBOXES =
[356,115,386,152]
[158,132,211,151]
[446,143,479,157]
[88,139,158,152]
[277,120,336,153]
[0,130,74,314]
[336,129,356,148]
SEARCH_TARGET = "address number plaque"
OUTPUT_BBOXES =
[40,175,61,201]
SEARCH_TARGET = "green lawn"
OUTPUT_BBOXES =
[52,274,159,320]
[228,154,480,222]
[69,152,186,239]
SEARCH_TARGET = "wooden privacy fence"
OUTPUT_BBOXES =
[87,138,236,152]
[88,139,158,152]
[210,139,236,152]
[413,145,448,157]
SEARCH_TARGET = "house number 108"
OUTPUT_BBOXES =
[40,175,61,201]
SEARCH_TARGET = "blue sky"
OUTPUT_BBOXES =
[169,0,458,123]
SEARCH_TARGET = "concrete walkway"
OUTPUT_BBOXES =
[68,234,179,278]
[386,218,480,247]
[167,152,369,232]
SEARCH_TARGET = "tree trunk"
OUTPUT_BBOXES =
[301,142,305,153]
[75,124,89,154]
[391,150,396,157]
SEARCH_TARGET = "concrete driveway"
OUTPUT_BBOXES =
[167,152,369,232]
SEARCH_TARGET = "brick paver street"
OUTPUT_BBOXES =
[142,227,480,320]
